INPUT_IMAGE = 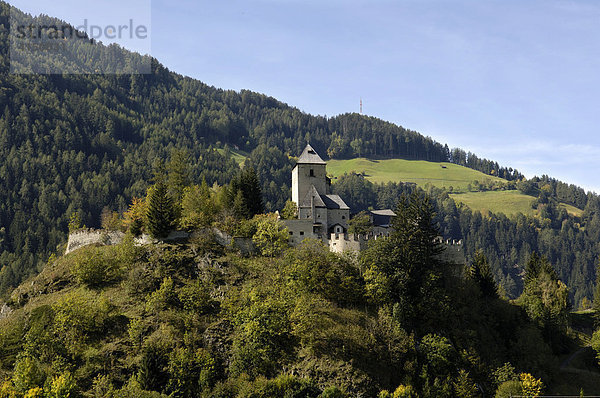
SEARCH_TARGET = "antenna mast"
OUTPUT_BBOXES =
[360,98,363,114]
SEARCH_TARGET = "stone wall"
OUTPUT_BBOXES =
[65,228,255,256]
[328,232,390,253]
[65,229,126,254]
[282,219,318,246]
[66,229,173,254]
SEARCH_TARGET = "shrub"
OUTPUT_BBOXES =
[178,280,215,314]
[285,239,364,306]
[12,356,45,393]
[393,384,418,398]
[420,334,454,375]
[115,377,167,398]
[52,289,115,347]
[138,345,169,393]
[46,372,77,398]
[519,373,543,397]
[23,387,43,397]
[251,214,288,257]
[591,329,600,365]
[165,347,216,396]
[189,229,223,256]
[71,247,123,287]
[239,375,320,398]
[495,380,521,398]
[146,277,178,313]
[0,380,18,397]
[493,362,518,386]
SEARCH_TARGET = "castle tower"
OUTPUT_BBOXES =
[292,144,328,205]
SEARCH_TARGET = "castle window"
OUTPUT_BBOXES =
[289,231,293,235]
[342,216,345,220]
[310,169,314,177]
[300,231,304,236]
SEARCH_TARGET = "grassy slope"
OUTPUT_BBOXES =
[327,158,506,191]
[561,203,584,217]
[449,191,535,217]
[327,157,584,217]
[217,148,248,168]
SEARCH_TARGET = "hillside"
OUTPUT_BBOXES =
[1,189,598,396]
[327,157,507,191]
[327,157,584,218]
[0,1,487,296]
[0,0,599,310]
[450,191,584,218]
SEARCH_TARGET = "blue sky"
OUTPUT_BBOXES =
[10,0,600,193]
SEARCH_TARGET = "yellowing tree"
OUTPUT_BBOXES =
[252,214,288,257]
[123,197,147,236]
[520,373,543,397]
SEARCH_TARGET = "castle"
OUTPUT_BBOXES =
[282,144,395,253]
[65,144,462,258]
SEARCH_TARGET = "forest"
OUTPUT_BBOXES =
[0,0,599,310]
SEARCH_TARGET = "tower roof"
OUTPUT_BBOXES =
[297,144,326,165]
[300,185,326,208]
[321,194,350,210]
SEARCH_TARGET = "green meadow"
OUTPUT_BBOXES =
[327,157,506,192]
[449,190,536,217]
[327,157,583,218]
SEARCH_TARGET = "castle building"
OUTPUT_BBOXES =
[283,144,394,252]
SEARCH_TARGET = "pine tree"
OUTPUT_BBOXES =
[146,179,177,239]
[524,252,558,287]
[232,190,248,220]
[227,168,264,219]
[468,250,498,299]
[593,257,600,316]
[240,167,263,217]
[168,149,191,202]
[361,192,448,332]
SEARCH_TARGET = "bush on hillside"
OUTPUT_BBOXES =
[71,247,124,287]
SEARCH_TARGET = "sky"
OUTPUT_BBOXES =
[9,0,600,193]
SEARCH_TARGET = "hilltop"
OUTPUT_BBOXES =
[0,0,599,312]
[1,185,599,397]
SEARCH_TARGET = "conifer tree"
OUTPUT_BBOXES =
[593,257,600,316]
[167,149,191,202]
[227,168,264,219]
[240,167,263,217]
[232,190,248,220]
[468,250,498,299]
[361,192,448,332]
[138,346,168,392]
[146,177,177,239]
[524,252,558,287]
